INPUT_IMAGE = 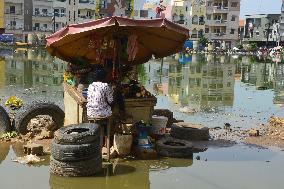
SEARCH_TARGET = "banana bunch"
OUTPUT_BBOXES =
[5,96,23,109]
[1,131,18,140]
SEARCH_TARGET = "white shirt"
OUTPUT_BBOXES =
[87,82,114,118]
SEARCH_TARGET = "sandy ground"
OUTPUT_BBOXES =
[244,116,284,149]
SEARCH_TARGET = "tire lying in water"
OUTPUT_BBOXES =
[157,137,193,158]
[0,106,11,134]
[54,123,100,145]
[14,101,65,134]
[170,123,210,141]
[51,140,100,162]
[49,156,102,177]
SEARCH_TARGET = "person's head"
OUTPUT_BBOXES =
[94,69,106,82]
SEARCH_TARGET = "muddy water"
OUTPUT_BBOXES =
[1,48,284,189]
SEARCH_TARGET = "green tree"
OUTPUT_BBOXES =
[198,36,208,46]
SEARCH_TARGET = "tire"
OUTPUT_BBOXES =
[51,140,100,162]
[14,101,64,134]
[157,137,193,158]
[0,106,11,134]
[54,123,100,145]
[0,143,10,164]
[49,156,102,177]
[170,123,209,141]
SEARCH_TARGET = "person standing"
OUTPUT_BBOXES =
[87,69,113,119]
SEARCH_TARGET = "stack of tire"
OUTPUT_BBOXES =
[50,123,102,177]
[0,106,11,134]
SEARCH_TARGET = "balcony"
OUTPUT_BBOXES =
[33,27,53,32]
[33,13,53,22]
[54,0,66,8]
[174,20,185,25]
[5,10,23,15]
[206,19,227,26]
[5,27,23,34]
[78,0,96,10]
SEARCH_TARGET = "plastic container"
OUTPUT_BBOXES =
[151,116,168,135]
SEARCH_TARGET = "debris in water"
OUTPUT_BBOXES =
[12,154,45,164]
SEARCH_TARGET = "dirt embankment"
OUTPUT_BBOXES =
[245,116,284,149]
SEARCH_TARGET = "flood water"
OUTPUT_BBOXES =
[1,47,284,189]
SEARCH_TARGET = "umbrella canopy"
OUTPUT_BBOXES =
[46,16,189,65]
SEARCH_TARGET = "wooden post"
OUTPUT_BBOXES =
[106,119,110,162]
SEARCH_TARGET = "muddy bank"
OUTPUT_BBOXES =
[210,116,284,150]
[244,116,284,149]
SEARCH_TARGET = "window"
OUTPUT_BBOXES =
[10,6,15,14]
[35,8,40,15]
[205,28,209,33]
[231,15,236,21]
[214,28,221,33]
[74,11,76,21]
[54,9,59,17]
[43,24,47,28]
[227,82,231,87]
[69,0,71,5]
[206,14,211,20]
[230,29,235,34]
[42,9,48,15]
[34,23,40,30]
[78,10,80,15]
[256,31,260,36]
[74,0,76,5]
[101,1,107,9]
[61,9,65,17]
[231,2,238,7]
[208,2,212,6]
[11,20,16,26]
[186,6,188,11]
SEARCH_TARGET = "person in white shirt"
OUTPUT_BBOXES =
[87,69,114,119]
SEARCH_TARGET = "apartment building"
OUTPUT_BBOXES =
[171,0,191,28]
[97,0,133,18]
[190,0,206,39]
[0,0,4,34]
[243,14,281,46]
[4,0,24,41]
[205,0,240,48]
[280,0,284,36]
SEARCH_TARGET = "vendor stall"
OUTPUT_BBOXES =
[46,17,189,162]
[46,16,189,128]
[63,80,157,126]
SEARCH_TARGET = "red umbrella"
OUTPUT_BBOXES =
[46,16,189,65]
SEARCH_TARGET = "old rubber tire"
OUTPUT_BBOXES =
[170,123,209,141]
[51,140,100,162]
[54,123,100,145]
[14,101,64,134]
[0,106,11,134]
[50,156,102,177]
[157,137,193,158]
[0,143,10,164]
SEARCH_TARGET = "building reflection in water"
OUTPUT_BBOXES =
[145,54,284,109]
[0,47,65,91]
[167,54,236,112]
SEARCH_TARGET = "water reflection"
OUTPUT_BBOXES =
[144,54,284,113]
[49,158,193,189]
[0,47,65,89]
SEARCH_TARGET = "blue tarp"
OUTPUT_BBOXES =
[178,53,192,65]
[0,34,14,43]
[183,40,193,49]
